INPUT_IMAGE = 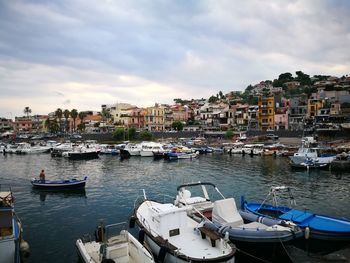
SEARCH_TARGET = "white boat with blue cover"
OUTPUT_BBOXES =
[241,186,350,241]
[174,182,302,244]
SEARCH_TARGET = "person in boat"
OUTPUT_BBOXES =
[39,169,45,182]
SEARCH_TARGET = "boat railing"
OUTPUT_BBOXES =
[104,222,128,244]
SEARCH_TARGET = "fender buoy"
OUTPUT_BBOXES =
[158,245,167,263]
[138,229,145,243]
[305,227,310,239]
[129,216,136,228]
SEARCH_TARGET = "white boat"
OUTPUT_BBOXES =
[133,198,236,263]
[51,142,75,157]
[124,143,142,156]
[140,142,165,157]
[99,144,119,155]
[0,188,29,263]
[289,137,336,168]
[241,144,264,155]
[174,182,302,244]
[3,144,19,154]
[76,222,154,263]
[15,142,51,154]
[229,142,244,154]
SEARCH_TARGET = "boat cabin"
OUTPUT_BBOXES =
[148,203,188,239]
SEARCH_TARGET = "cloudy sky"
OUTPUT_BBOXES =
[0,0,349,118]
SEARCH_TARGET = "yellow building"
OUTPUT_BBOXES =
[258,96,275,130]
[145,104,165,131]
[307,99,323,119]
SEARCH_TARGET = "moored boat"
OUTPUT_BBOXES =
[241,186,350,241]
[31,177,87,190]
[132,196,236,263]
[76,221,155,263]
[174,182,302,244]
[0,188,29,263]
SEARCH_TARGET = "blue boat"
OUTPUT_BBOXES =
[31,177,87,190]
[241,186,350,241]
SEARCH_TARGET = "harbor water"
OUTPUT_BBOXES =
[1,153,349,262]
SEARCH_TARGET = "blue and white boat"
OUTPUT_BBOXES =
[241,186,350,241]
[31,177,87,190]
[289,137,336,169]
[0,188,29,263]
[174,182,302,244]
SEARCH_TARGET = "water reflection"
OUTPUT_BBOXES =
[31,188,87,202]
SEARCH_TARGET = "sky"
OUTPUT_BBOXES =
[0,0,349,118]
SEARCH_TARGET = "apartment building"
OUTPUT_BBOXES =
[258,96,275,131]
[145,104,165,131]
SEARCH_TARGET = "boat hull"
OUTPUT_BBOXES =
[31,178,87,190]
[243,201,350,241]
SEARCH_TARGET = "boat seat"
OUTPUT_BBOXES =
[198,226,221,247]
[185,197,207,205]
[212,198,244,228]
[106,242,129,263]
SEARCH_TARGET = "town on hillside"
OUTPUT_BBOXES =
[1,72,350,137]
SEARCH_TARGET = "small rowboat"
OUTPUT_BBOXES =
[31,177,87,189]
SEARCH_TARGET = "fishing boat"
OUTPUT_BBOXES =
[0,187,29,263]
[131,193,236,263]
[31,177,87,190]
[174,182,302,244]
[76,221,155,263]
[289,137,336,168]
[241,186,350,241]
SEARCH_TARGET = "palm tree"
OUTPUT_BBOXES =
[23,106,32,119]
[70,109,78,132]
[55,108,63,132]
[78,111,87,132]
[101,108,111,124]
[63,109,70,133]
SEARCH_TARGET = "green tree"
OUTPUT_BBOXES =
[295,71,311,85]
[278,72,293,82]
[128,127,137,140]
[100,108,111,124]
[225,129,233,139]
[208,96,219,103]
[78,111,86,132]
[113,128,125,141]
[23,106,32,119]
[171,121,184,131]
[77,123,85,132]
[45,118,59,133]
[245,84,254,93]
[138,130,153,141]
[55,108,63,132]
[63,109,70,133]
[70,109,78,132]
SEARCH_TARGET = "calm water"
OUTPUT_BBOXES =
[1,153,349,262]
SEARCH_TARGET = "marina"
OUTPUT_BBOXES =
[0,142,349,262]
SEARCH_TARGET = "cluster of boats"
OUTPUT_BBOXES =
[2,136,348,170]
[3,178,350,263]
[76,182,350,263]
